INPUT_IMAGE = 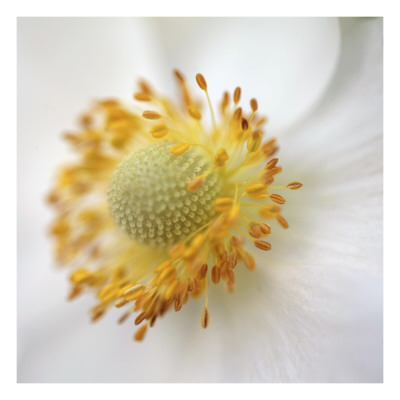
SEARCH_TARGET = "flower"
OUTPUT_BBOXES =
[18,17,382,382]
[48,69,303,341]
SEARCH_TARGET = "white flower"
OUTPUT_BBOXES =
[18,17,382,382]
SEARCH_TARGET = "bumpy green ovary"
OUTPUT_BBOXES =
[108,142,221,247]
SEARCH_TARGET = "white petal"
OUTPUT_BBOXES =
[147,17,340,132]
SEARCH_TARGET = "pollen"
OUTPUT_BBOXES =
[48,70,302,342]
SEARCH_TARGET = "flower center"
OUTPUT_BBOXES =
[108,142,221,247]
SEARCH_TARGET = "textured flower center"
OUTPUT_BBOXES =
[108,142,221,246]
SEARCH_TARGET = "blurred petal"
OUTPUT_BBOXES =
[147,17,341,132]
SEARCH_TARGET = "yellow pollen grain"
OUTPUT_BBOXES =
[169,143,190,155]
[214,197,234,212]
[142,110,161,120]
[196,73,208,90]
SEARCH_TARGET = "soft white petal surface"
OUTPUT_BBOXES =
[18,18,382,383]
[147,17,341,133]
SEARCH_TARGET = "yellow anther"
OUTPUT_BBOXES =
[254,240,271,251]
[196,73,208,90]
[157,266,177,284]
[250,98,258,112]
[269,194,286,204]
[241,118,249,131]
[150,123,168,138]
[184,233,206,259]
[142,110,161,120]
[266,158,279,170]
[154,260,172,273]
[247,130,262,153]
[287,181,303,190]
[248,223,262,238]
[123,285,144,301]
[134,92,152,101]
[170,143,190,155]
[165,279,179,300]
[214,197,234,212]
[134,324,148,341]
[243,252,256,271]
[98,284,118,303]
[70,268,90,285]
[188,106,202,120]
[277,215,289,229]
[246,183,267,198]
[215,148,229,167]
[187,175,205,192]
[201,307,209,328]
[233,87,241,104]
[259,204,281,218]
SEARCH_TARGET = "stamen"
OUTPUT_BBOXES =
[269,194,286,204]
[201,307,209,328]
[134,92,152,102]
[233,87,241,104]
[187,175,205,192]
[250,98,258,112]
[254,240,272,251]
[277,215,289,229]
[287,181,303,190]
[134,324,148,341]
[188,106,202,120]
[246,183,267,198]
[196,73,217,131]
[169,143,190,155]
[142,110,161,120]
[214,197,234,212]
